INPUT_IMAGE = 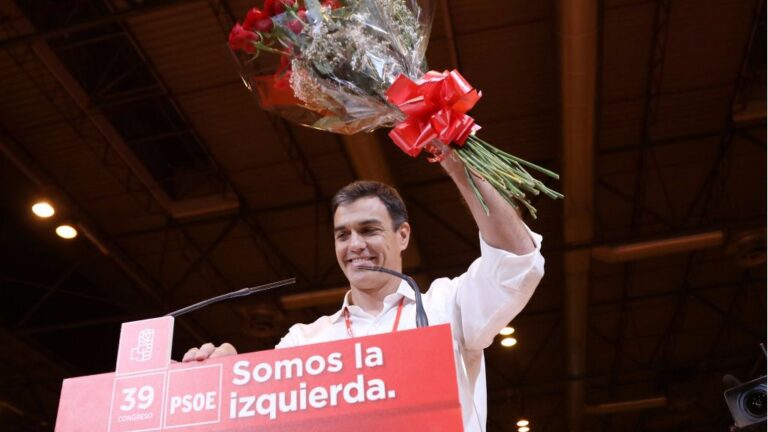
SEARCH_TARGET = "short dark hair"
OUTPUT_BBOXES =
[331,181,408,229]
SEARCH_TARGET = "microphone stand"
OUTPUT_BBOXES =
[166,278,296,318]
[356,266,429,328]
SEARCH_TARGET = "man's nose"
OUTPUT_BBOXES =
[349,232,366,251]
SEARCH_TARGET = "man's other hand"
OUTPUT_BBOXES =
[182,343,237,362]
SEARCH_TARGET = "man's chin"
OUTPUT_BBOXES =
[345,269,386,290]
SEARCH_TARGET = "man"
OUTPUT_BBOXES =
[183,154,545,430]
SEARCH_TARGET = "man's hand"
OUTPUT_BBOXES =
[440,151,535,255]
[182,343,237,362]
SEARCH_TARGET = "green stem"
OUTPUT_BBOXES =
[456,149,529,216]
[448,133,563,218]
[471,139,563,199]
[463,164,490,216]
[470,135,560,180]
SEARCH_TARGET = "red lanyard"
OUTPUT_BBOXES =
[343,297,405,338]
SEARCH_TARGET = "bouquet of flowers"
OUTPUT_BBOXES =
[229,0,562,217]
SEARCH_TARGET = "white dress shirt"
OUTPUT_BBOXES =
[276,229,545,431]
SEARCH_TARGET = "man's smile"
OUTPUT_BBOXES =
[347,256,377,266]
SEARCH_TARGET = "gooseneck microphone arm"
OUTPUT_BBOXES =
[166,278,296,318]
[356,266,429,328]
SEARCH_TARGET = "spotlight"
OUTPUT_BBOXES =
[56,224,78,239]
[32,201,55,218]
[501,337,517,347]
[518,427,530,432]
[516,419,529,427]
[500,326,515,336]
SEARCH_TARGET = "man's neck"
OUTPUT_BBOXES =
[349,279,400,316]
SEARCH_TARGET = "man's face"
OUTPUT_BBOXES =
[333,196,410,291]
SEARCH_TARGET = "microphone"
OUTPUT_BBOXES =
[356,266,429,328]
[166,278,296,317]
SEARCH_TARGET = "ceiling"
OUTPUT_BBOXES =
[0,0,765,430]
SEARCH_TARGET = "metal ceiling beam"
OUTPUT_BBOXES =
[0,128,210,345]
[403,191,478,249]
[166,215,241,297]
[598,124,764,155]
[0,0,240,220]
[732,0,766,126]
[6,0,304,314]
[0,0,195,50]
[0,274,123,307]
[281,287,349,310]
[484,348,756,399]
[733,99,766,124]
[437,0,461,70]
[0,327,72,426]
[2,0,257,344]
[591,230,725,262]
[597,179,675,228]
[13,261,82,330]
[343,133,398,185]
[15,314,144,336]
[681,0,765,227]
[603,1,674,416]
[557,1,598,431]
[584,396,667,415]
[705,270,762,368]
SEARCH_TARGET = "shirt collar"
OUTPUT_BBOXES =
[328,280,415,324]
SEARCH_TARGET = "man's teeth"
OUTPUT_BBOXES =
[351,258,374,265]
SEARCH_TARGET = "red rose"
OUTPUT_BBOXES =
[322,0,342,9]
[285,9,307,33]
[228,23,259,53]
[251,0,298,21]
[287,18,304,34]
[265,0,295,15]
[254,18,273,32]
[243,7,267,30]
[274,0,296,14]
[263,0,276,15]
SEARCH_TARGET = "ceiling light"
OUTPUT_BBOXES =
[56,224,78,239]
[32,201,55,218]
[500,326,515,336]
[516,419,529,427]
[501,337,517,347]
[518,427,530,432]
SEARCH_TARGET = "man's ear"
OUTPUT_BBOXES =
[397,222,411,250]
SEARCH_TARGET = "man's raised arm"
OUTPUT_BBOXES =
[440,152,536,255]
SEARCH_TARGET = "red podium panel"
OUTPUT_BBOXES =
[55,323,462,431]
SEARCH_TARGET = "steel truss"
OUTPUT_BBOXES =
[1,0,337,348]
[597,0,766,430]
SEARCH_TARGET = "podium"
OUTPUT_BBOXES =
[54,317,463,431]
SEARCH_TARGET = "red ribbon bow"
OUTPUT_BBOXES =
[386,70,482,157]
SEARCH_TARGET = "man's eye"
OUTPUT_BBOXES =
[335,232,348,240]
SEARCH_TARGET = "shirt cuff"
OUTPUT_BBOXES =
[478,223,542,258]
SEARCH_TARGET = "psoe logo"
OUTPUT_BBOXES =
[130,329,155,362]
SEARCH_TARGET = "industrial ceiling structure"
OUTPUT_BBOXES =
[0,0,765,430]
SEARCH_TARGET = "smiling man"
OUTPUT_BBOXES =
[183,154,545,431]
[327,186,411,316]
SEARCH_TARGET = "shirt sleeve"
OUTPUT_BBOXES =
[275,324,301,349]
[449,225,545,351]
